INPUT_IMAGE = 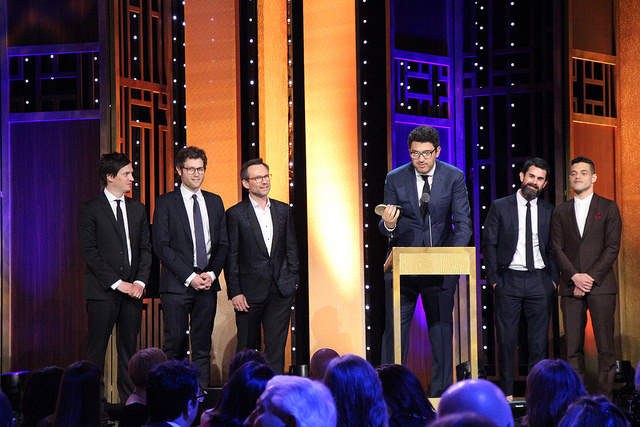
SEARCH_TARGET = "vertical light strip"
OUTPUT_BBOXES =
[184,0,240,384]
[304,0,365,356]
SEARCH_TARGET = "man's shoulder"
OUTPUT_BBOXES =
[537,197,555,211]
[387,162,413,178]
[226,198,247,214]
[491,193,516,208]
[270,198,290,209]
[594,193,618,208]
[156,189,180,202]
[436,159,464,176]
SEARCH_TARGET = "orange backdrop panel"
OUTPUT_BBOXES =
[304,0,365,357]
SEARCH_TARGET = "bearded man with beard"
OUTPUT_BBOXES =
[481,157,558,401]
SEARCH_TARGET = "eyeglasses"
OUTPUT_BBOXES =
[409,148,437,159]
[247,174,272,183]
[195,389,207,403]
[183,167,206,175]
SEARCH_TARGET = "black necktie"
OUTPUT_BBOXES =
[525,201,534,271]
[115,200,130,268]
[420,174,431,218]
[192,194,208,270]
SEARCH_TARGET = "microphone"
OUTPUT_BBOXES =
[420,193,432,246]
[420,192,430,209]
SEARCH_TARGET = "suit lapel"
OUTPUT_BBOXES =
[507,194,518,239]
[245,198,270,257]
[270,201,280,255]
[100,193,126,247]
[404,165,422,223]
[566,198,583,240]
[581,194,599,240]
[174,190,194,247]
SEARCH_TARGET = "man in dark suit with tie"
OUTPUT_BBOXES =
[79,152,152,401]
[225,158,299,375]
[379,125,472,397]
[481,157,558,400]
[153,146,228,388]
[552,156,621,398]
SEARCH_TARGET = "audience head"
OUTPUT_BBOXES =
[431,412,498,427]
[0,391,14,427]
[229,349,268,377]
[146,360,200,426]
[309,348,340,381]
[525,359,587,427]
[202,361,274,426]
[557,395,630,427]
[247,375,336,427]
[324,354,387,427]
[128,347,167,390]
[376,364,435,426]
[21,366,64,427]
[53,360,102,427]
[438,379,514,427]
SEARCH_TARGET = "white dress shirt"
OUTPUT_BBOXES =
[574,193,593,237]
[414,161,436,201]
[249,194,273,256]
[509,191,546,271]
[180,185,215,285]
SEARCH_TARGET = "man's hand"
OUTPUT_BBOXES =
[117,281,144,299]
[189,275,209,291]
[200,273,213,290]
[382,205,400,230]
[571,273,594,293]
[231,294,250,312]
[573,287,586,297]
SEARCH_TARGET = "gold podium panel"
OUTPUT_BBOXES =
[385,247,478,380]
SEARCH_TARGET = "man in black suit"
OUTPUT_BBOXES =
[144,360,201,427]
[79,152,152,401]
[379,125,472,397]
[153,146,228,388]
[481,157,558,400]
[225,158,299,375]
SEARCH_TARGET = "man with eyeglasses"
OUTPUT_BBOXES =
[144,360,201,427]
[379,125,472,397]
[153,146,228,388]
[225,158,299,374]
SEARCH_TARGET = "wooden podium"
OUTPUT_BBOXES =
[384,247,479,380]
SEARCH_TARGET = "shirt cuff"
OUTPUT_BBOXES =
[205,271,216,282]
[384,223,396,233]
[133,280,146,288]
[185,272,197,287]
[111,279,122,290]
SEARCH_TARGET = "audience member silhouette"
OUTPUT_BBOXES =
[227,349,268,378]
[246,375,336,427]
[199,361,274,427]
[144,360,201,427]
[437,379,514,427]
[323,354,387,427]
[21,366,64,427]
[309,348,340,381]
[39,360,102,427]
[524,359,586,427]
[376,364,435,427]
[120,347,167,427]
[430,412,498,427]
[557,395,630,427]
[0,391,14,427]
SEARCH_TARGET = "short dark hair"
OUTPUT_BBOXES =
[407,125,440,149]
[128,347,167,388]
[522,157,551,182]
[376,364,435,424]
[571,156,595,174]
[557,395,629,427]
[146,360,199,423]
[176,146,207,170]
[240,158,270,181]
[228,349,268,377]
[98,152,131,187]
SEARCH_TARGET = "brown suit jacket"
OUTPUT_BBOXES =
[551,193,621,296]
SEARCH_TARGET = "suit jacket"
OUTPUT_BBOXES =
[551,193,621,296]
[481,193,558,287]
[378,160,472,249]
[152,189,228,293]
[79,193,152,300]
[225,197,299,304]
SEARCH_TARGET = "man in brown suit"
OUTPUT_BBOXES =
[551,156,621,398]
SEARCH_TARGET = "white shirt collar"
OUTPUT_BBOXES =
[180,184,202,201]
[414,161,437,179]
[248,194,271,210]
[104,188,125,203]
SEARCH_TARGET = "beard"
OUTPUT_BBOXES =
[521,183,541,201]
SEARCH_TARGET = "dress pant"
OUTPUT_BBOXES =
[86,294,142,401]
[381,275,454,397]
[161,288,217,388]
[235,286,294,375]
[561,293,616,399]
[494,268,554,396]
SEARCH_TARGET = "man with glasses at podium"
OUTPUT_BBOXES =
[379,125,472,397]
